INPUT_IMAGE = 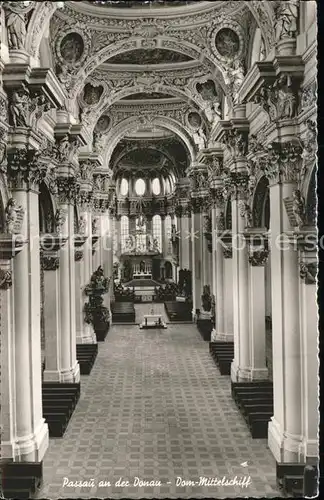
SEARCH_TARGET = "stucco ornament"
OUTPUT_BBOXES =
[274,0,299,41]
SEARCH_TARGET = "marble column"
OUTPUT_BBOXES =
[75,215,96,345]
[41,236,74,382]
[246,235,269,380]
[161,215,167,256]
[230,190,251,382]
[178,210,190,269]
[191,205,202,319]
[211,204,227,338]
[102,209,113,320]
[1,148,49,461]
[298,247,318,462]
[268,181,303,462]
[223,246,234,337]
[56,178,80,383]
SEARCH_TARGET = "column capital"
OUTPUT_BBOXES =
[41,254,60,271]
[223,246,233,259]
[223,170,249,200]
[261,141,303,185]
[55,176,80,204]
[248,249,269,266]
[6,147,49,190]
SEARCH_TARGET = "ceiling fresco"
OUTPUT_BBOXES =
[106,49,194,65]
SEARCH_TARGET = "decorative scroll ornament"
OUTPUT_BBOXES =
[54,208,68,233]
[299,81,317,113]
[5,198,25,234]
[0,127,8,165]
[254,75,299,121]
[299,261,317,285]
[223,246,233,259]
[274,0,299,41]
[223,129,248,158]
[248,249,269,266]
[41,256,60,271]
[239,201,253,228]
[261,141,303,184]
[55,177,80,204]
[7,148,48,188]
[75,250,84,262]
[0,268,13,289]
[301,119,317,163]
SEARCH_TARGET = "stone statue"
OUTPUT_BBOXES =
[5,198,24,234]
[275,0,299,41]
[240,202,253,228]
[93,129,104,152]
[275,75,297,119]
[10,83,30,127]
[54,208,67,233]
[4,2,32,51]
[226,60,245,104]
[193,127,206,151]
[292,189,305,228]
[57,134,71,160]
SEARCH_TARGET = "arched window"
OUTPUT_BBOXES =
[152,177,161,195]
[120,178,128,196]
[135,178,146,196]
[164,178,171,194]
[152,215,162,252]
[120,215,129,252]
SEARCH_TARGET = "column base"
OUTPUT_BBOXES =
[268,416,304,463]
[211,329,234,342]
[1,418,49,463]
[76,330,97,344]
[231,361,268,382]
[59,362,80,383]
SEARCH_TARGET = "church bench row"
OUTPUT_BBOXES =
[209,341,234,375]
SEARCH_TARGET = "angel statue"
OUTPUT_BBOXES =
[5,198,24,234]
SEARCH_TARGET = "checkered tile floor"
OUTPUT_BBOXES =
[37,304,280,498]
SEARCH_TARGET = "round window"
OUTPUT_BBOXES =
[135,178,146,196]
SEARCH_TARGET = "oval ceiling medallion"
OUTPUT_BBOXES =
[83,83,104,106]
[187,112,202,130]
[95,115,111,132]
[214,28,240,58]
[60,33,84,64]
